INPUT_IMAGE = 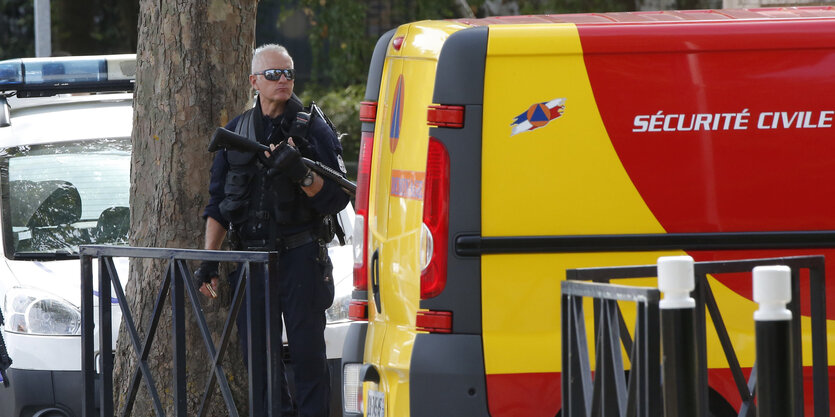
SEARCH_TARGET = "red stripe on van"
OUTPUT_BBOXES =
[485,372,561,417]
[579,19,835,233]
[578,20,835,318]
[576,18,835,53]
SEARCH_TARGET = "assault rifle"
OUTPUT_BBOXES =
[208,127,357,196]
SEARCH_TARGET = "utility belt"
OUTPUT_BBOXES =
[234,229,320,252]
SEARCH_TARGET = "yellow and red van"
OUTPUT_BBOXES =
[342,7,835,417]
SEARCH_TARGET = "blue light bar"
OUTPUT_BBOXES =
[0,54,136,97]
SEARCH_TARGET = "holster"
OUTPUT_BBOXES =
[228,225,242,251]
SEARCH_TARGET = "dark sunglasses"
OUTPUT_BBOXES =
[253,68,296,81]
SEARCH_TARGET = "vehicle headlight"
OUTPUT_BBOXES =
[326,291,351,324]
[3,287,81,335]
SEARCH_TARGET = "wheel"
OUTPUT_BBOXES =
[709,388,737,417]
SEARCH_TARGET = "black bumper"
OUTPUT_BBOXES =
[0,368,82,417]
[410,333,490,416]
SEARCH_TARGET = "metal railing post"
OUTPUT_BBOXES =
[248,262,267,415]
[79,246,278,416]
[561,279,661,417]
[658,256,701,417]
[98,256,114,416]
[753,265,796,417]
[171,260,187,416]
[265,252,282,416]
[80,254,96,416]
[0,308,10,387]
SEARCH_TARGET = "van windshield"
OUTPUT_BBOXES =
[1,138,130,258]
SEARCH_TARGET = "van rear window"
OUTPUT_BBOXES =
[0,138,130,258]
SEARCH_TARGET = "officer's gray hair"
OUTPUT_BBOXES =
[252,44,294,73]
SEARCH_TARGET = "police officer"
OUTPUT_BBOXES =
[195,44,350,417]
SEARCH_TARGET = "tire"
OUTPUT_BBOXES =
[709,388,737,417]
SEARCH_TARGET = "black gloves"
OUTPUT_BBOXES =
[194,261,219,285]
[268,141,310,183]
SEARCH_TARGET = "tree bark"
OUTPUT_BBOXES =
[114,0,257,415]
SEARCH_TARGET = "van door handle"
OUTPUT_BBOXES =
[370,249,381,314]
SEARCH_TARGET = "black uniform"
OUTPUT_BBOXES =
[203,94,349,417]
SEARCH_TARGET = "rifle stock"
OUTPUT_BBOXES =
[208,127,270,153]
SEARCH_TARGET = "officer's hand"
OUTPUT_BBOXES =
[268,141,309,183]
[200,277,220,299]
[194,261,219,298]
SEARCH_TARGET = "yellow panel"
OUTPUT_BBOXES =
[482,251,682,374]
[481,24,665,237]
[480,24,671,375]
[386,58,435,240]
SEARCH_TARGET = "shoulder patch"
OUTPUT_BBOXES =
[337,154,347,174]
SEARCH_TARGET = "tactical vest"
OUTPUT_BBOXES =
[218,99,316,241]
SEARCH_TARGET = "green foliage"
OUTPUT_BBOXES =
[404,0,462,21]
[299,83,366,178]
[0,0,137,60]
[0,0,34,60]
[297,0,469,88]
[294,0,467,170]
[299,0,376,87]
[51,0,138,55]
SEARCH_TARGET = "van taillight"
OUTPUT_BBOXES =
[359,101,377,123]
[416,310,452,333]
[392,36,405,51]
[420,137,449,299]
[427,105,464,128]
[352,130,374,308]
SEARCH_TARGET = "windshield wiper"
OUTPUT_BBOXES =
[14,251,79,260]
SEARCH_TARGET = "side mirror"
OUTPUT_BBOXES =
[0,95,9,127]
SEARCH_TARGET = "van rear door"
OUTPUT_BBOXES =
[364,21,464,416]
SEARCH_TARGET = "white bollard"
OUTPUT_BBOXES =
[753,265,796,417]
[753,266,792,321]
[658,255,696,309]
[657,255,700,417]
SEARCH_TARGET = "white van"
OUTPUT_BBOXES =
[0,54,354,417]
[0,54,135,417]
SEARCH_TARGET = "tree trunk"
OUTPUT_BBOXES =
[114,0,257,415]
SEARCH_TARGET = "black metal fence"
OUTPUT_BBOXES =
[563,255,830,417]
[561,280,661,417]
[79,245,281,417]
[0,306,10,387]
